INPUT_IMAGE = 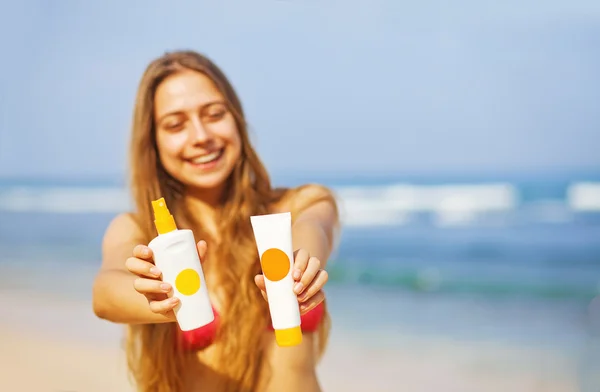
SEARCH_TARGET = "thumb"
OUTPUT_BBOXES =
[196,240,208,263]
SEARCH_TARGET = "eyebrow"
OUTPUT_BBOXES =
[155,99,226,124]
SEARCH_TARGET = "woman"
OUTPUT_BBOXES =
[92,50,340,392]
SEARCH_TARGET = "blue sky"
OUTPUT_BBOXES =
[1,1,599,180]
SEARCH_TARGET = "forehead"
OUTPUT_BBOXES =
[154,70,224,118]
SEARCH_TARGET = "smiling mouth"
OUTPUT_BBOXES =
[187,149,224,166]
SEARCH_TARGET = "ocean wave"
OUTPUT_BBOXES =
[567,182,600,212]
[0,181,598,228]
[326,263,600,300]
[337,183,518,227]
[0,186,131,213]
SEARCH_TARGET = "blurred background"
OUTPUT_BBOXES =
[1,1,599,391]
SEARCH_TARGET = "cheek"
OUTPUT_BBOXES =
[215,119,242,151]
[226,130,242,161]
[230,131,242,153]
[156,132,188,163]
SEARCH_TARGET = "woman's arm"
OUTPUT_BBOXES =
[290,183,339,260]
[92,213,176,324]
[291,195,338,268]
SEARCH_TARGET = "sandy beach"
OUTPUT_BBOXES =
[0,288,584,392]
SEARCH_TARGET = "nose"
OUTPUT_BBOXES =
[188,116,211,144]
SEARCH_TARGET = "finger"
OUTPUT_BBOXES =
[133,245,154,261]
[133,277,172,295]
[292,248,310,281]
[254,275,268,301]
[125,257,161,278]
[294,256,321,295]
[145,292,169,302]
[196,240,208,262]
[149,297,179,314]
[299,291,325,315]
[254,274,266,292]
[298,269,328,303]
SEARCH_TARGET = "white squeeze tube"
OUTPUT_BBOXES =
[147,197,214,331]
[250,212,302,347]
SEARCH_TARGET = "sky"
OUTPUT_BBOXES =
[0,0,599,180]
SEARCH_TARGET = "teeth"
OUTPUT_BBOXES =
[191,150,221,164]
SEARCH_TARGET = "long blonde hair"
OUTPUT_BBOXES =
[125,50,336,391]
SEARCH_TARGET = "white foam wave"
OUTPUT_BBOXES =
[336,183,518,227]
[0,181,596,228]
[567,182,600,212]
[0,183,519,227]
[0,187,131,213]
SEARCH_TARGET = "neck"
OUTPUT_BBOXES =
[183,186,225,240]
[186,186,224,209]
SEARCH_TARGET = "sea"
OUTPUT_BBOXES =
[1,169,600,384]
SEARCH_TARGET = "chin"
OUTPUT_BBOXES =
[184,170,233,193]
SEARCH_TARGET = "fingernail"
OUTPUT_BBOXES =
[298,292,307,301]
[294,282,303,294]
[142,248,149,257]
[171,297,179,305]
[160,283,170,292]
[293,269,302,280]
[150,267,160,276]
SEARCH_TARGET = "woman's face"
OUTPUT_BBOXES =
[154,69,242,194]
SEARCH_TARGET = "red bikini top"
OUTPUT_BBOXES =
[179,301,325,351]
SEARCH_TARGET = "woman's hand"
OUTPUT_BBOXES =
[125,240,208,315]
[254,248,328,315]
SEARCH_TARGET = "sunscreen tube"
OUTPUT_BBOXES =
[250,212,302,347]
[148,197,214,331]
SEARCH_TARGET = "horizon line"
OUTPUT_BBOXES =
[0,165,599,187]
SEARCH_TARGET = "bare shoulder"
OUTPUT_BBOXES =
[103,212,143,245]
[101,212,145,269]
[272,184,340,249]
[273,183,338,214]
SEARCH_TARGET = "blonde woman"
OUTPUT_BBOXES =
[92,50,340,392]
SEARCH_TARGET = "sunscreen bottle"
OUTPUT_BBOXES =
[148,197,214,331]
[250,212,302,347]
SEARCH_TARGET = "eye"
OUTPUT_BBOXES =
[162,117,185,132]
[202,102,228,123]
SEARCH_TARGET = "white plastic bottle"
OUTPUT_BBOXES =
[147,197,214,331]
[250,212,302,347]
